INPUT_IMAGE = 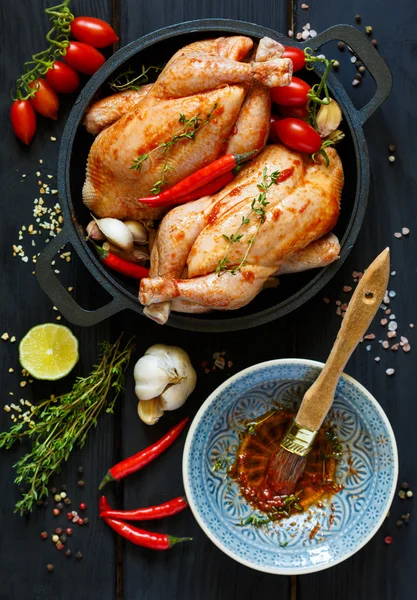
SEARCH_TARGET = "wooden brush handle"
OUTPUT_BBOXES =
[296,248,390,432]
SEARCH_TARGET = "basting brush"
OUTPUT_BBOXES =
[265,248,391,497]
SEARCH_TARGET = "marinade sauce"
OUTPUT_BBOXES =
[231,410,343,519]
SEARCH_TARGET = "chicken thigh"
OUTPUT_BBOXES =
[139,144,343,323]
[82,36,292,220]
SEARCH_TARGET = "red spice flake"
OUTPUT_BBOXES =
[387,331,397,339]
[67,512,73,521]
[56,542,64,550]
[53,508,60,516]
[385,309,391,315]
[384,535,393,545]
[341,303,348,311]
[41,531,48,540]
[77,518,83,525]
[335,300,342,306]
[343,286,352,293]
[323,297,330,304]
[403,344,411,353]
[79,502,87,511]
[65,528,73,535]
[309,522,321,540]
[201,360,208,369]
[380,319,388,326]
[382,341,389,349]
[364,333,376,340]
[391,344,399,351]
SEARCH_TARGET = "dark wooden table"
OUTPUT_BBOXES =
[1,1,416,598]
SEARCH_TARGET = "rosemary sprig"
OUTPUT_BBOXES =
[109,64,164,92]
[216,169,280,276]
[131,102,218,194]
[0,335,135,515]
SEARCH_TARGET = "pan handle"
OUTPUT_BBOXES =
[306,24,392,126]
[36,229,127,326]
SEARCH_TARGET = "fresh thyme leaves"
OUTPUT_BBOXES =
[216,170,280,276]
[131,102,218,194]
[325,425,343,461]
[237,514,271,528]
[211,454,233,472]
[246,410,276,435]
[236,491,304,528]
[279,541,289,547]
[0,336,135,515]
[109,64,164,92]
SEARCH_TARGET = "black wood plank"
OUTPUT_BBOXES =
[290,3,417,600]
[0,1,117,599]
[117,3,292,599]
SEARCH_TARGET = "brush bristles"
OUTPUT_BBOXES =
[265,447,307,496]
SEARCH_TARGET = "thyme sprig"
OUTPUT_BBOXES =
[131,102,218,194]
[216,169,280,276]
[211,454,233,473]
[109,64,164,92]
[0,336,135,515]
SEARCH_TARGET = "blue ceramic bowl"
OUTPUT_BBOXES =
[183,359,398,575]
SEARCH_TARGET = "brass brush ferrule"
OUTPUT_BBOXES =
[280,420,318,457]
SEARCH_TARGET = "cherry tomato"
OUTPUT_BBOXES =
[64,42,106,75]
[29,78,59,120]
[46,61,80,94]
[271,118,322,153]
[269,114,281,143]
[271,77,311,107]
[71,16,119,48]
[282,47,305,72]
[279,104,308,119]
[10,100,37,145]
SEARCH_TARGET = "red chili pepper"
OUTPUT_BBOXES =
[93,242,149,279]
[160,171,235,208]
[100,496,187,521]
[99,496,191,550]
[138,150,256,208]
[98,418,189,489]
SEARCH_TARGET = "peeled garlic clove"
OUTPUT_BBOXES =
[316,99,342,138]
[96,218,134,252]
[134,354,172,400]
[86,220,106,241]
[138,398,164,425]
[124,221,148,245]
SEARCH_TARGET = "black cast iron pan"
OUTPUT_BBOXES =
[36,19,392,332]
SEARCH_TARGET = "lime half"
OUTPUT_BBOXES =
[19,323,79,380]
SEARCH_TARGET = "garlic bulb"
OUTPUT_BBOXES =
[316,99,342,138]
[95,218,134,252]
[134,344,197,424]
[124,221,148,245]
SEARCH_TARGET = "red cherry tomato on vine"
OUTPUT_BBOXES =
[271,77,311,107]
[279,104,308,119]
[10,100,37,145]
[269,114,282,143]
[29,78,59,120]
[46,61,80,94]
[271,118,322,153]
[71,16,119,48]
[282,47,306,72]
[64,42,106,75]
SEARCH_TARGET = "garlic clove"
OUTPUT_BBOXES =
[138,398,164,425]
[134,354,172,400]
[124,221,149,245]
[96,218,134,252]
[103,241,149,264]
[86,220,106,241]
[316,99,342,138]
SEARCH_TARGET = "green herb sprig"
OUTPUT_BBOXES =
[131,103,218,195]
[216,169,280,276]
[109,64,164,92]
[0,336,135,515]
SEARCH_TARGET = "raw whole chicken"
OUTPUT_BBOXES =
[139,144,344,324]
[82,36,293,220]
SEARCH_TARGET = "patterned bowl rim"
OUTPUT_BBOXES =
[182,358,399,575]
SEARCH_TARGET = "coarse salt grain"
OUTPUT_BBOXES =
[381,319,388,326]
[375,357,380,362]
[394,232,402,238]
[389,291,396,298]
[403,344,411,352]
[382,341,389,349]
[402,227,410,235]
[364,333,376,340]
[386,368,395,376]
[366,345,371,351]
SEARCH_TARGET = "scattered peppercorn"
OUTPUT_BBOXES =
[50,487,57,494]
[75,551,83,560]
[55,528,63,535]
[396,520,403,527]
[384,535,393,545]
[41,531,48,540]
[60,484,67,492]
[389,144,396,153]
[52,534,59,543]
[358,65,366,73]
[77,518,83,525]
[54,494,61,502]
[371,39,378,47]
[333,60,340,69]
[388,156,396,163]
[65,549,72,557]
[56,542,64,550]
[77,466,84,474]
[60,534,67,544]
[47,564,54,572]
[53,508,60,516]
[57,502,64,510]
[337,41,345,50]
[355,72,362,80]
[365,25,373,34]
[64,498,71,505]
[83,517,89,525]
[78,480,85,488]
[399,490,406,499]
[67,512,73,520]
[406,490,413,498]
[403,513,410,523]
[355,14,361,23]
[60,492,67,499]
[80,502,87,511]
[401,481,409,490]
[66,528,73,536]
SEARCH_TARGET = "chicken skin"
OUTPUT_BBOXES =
[82,36,292,220]
[139,145,343,323]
